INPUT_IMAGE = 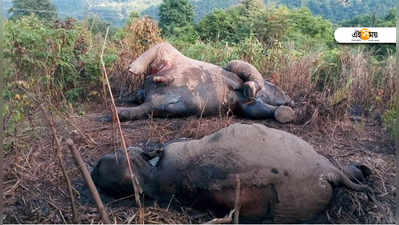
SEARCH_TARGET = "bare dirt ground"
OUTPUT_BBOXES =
[3,103,396,224]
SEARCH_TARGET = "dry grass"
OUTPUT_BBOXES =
[260,48,396,130]
[109,17,163,97]
[2,104,396,224]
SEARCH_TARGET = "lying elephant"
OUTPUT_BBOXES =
[91,123,371,223]
[112,42,295,123]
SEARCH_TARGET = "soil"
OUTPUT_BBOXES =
[3,103,396,224]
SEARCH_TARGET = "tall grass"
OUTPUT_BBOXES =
[170,38,396,133]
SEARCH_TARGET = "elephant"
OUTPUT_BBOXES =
[110,42,295,123]
[91,123,371,223]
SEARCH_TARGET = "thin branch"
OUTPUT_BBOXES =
[202,209,235,224]
[100,26,144,222]
[66,138,111,224]
[234,174,241,224]
[39,105,80,224]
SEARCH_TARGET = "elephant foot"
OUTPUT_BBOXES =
[274,106,295,123]
[242,81,258,99]
[116,104,152,121]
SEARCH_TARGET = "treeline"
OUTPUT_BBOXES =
[114,0,398,25]
[4,0,396,26]
[278,0,396,22]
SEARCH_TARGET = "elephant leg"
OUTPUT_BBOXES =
[225,60,265,98]
[117,89,146,105]
[237,99,276,119]
[238,99,295,123]
[117,102,152,121]
[152,95,196,118]
[258,81,295,107]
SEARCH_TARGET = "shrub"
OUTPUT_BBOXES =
[3,15,117,134]
[382,105,397,139]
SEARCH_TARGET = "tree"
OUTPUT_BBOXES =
[241,0,265,14]
[158,0,194,36]
[196,7,250,43]
[9,0,57,21]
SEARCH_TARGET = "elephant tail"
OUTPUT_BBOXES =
[333,168,379,203]
[337,170,370,192]
[328,167,370,192]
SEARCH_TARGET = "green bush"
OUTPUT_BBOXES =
[168,25,199,43]
[3,15,117,133]
[196,8,250,44]
[382,106,397,140]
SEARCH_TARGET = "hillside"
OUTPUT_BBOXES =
[2,0,396,26]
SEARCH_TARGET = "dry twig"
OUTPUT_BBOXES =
[100,26,144,223]
[66,138,111,224]
[39,105,80,224]
[234,174,241,224]
[202,209,235,224]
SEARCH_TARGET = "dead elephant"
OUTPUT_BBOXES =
[91,123,372,223]
[111,42,295,123]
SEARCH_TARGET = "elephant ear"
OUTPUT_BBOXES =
[129,144,164,167]
[144,149,163,167]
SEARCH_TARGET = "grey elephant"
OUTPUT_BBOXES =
[91,123,371,223]
[111,42,295,123]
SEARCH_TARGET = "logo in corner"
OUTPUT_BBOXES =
[335,27,395,43]
[352,28,378,41]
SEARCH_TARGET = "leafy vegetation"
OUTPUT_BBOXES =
[2,15,117,135]
[8,0,57,21]
[196,2,333,50]
[3,0,396,26]
[159,0,194,36]
[279,0,395,22]
[383,104,397,139]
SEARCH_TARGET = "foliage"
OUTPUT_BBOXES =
[3,15,117,133]
[382,105,397,140]
[279,0,395,23]
[168,24,199,43]
[159,0,194,36]
[196,4,333,50]
[86,15,120,39]
[285,8,334,49]
[4,0,396,27]
[9,0,57,21]
[195,7,247,43]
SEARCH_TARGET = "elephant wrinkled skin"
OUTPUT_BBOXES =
[111,42,295,123]
[91,123,371,223]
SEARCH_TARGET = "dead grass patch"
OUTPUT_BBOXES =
[3,105,395,224]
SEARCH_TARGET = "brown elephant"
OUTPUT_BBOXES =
[110,42,295,123]
[91,123,371,223]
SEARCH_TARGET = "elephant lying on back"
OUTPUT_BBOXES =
[113,42,295,123]
[91,123,372,223]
